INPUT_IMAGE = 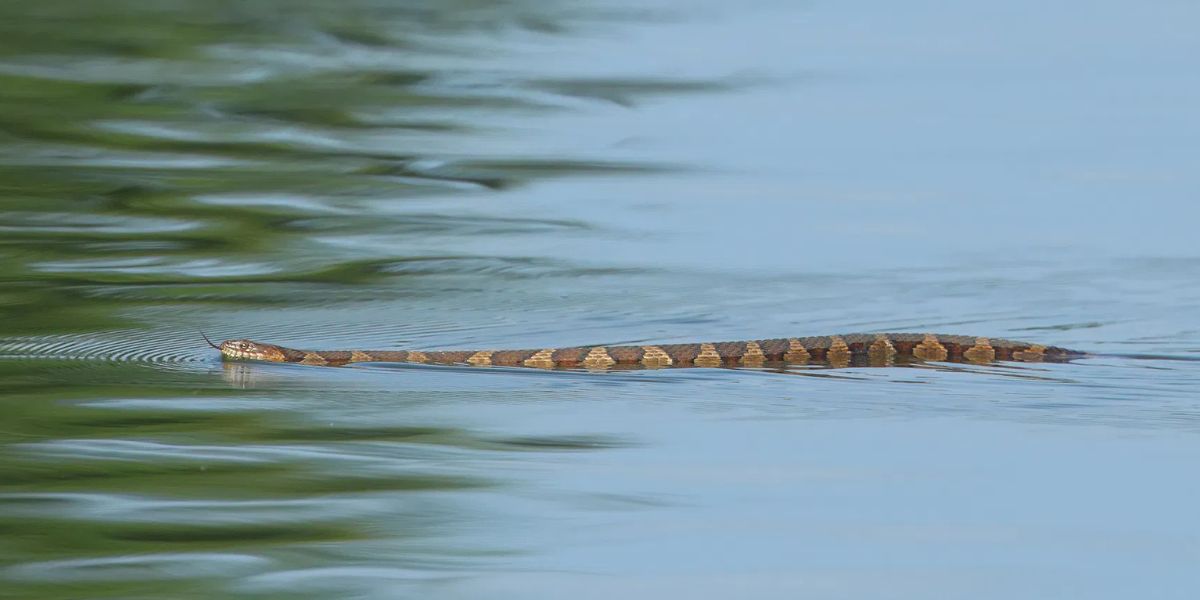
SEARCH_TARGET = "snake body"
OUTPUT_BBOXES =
[215,333,1084,369]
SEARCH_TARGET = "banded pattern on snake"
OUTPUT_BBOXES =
[211,333,1084,369]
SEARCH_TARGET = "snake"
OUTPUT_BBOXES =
[206,333,1085,369]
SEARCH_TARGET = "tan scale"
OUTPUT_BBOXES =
[300,352,328,366]
[962,338,996,363]
[350,351,374,363]
[406,350,429,363]
[694,342,722,367]
[784,338,810,363]
[1013,344,1046,362]
[467,350,494,366]
[582,346,616,368]
[827,336,852,368]
[523,348,557,368]
[868,334,897,366]
[641,345,673,367]
[912,334,949,361]
[740,341,766,366]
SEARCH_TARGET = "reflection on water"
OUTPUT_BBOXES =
[1,0,1199,598]
[0,0,672,341]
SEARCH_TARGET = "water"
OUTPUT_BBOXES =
[1,1,1198,598]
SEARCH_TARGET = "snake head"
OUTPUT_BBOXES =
[218,339,288,362]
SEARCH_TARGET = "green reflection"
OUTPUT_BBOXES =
[0,0,697,597]
[0,362,499,598]
[0,0,693,339]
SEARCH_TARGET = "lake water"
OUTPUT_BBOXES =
[1,1,1198,598]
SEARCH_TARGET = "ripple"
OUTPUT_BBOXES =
[0,332,209,364]
[521,75,742,107]
[4,552,271,583]
[238,566,449,592]
[0,211,197,235]
[0,492,389,525]
[0,57,268,86]
[18,439,281,464]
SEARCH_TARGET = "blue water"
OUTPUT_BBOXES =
[0,1,1197,598]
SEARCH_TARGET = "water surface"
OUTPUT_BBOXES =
[1,1,1198,598]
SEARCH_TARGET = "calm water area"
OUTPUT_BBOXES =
[1,1,1198,598]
